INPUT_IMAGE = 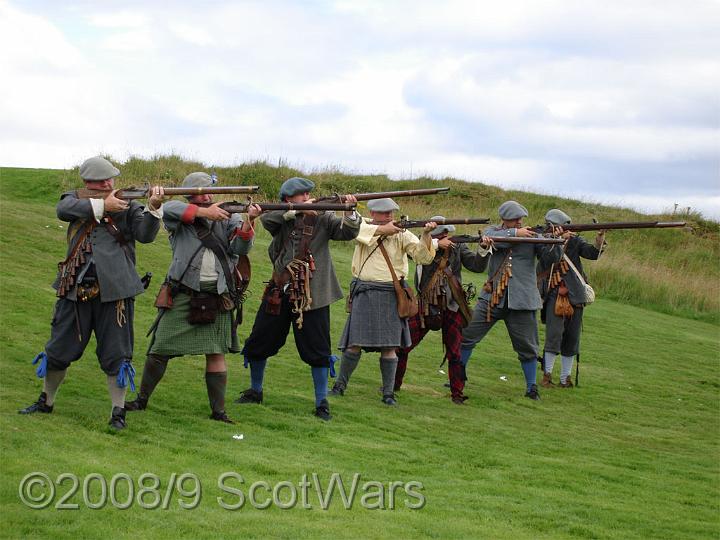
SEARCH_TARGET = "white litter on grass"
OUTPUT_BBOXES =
[45,225,50,228]
[58,225,63,228]
[232,434,244,440]
[438,370,446,375]
[500,376,508,381]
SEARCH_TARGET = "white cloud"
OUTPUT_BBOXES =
[85,10,150,28]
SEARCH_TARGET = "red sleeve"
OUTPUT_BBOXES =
[234,223,255,241]
[181,204,199,224]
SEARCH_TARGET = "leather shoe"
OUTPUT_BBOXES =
[524,384,541,400]
[18,392,53,414]
[109,406,127,430]
[541,372,556,388]
[124,394,148,411]
[210,411,235,424]
[235,388,263,404]
[314,399,332,421]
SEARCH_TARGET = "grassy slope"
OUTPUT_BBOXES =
[0,167,718,539]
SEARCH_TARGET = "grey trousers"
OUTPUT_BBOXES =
[543,293,583,356]
[460,299,539,362]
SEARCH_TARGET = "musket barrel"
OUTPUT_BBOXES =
[317,187,449,203]
[353,187,450,201]
[562,221,687,232]
[76,185,260,200]
[219,202,357,213]
[160,186,260,195]
[450,235,564,244]
[398,217,490,228]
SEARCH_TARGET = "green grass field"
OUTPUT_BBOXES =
[0,165,718,539]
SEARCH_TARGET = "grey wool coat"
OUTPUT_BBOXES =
[537,235,602,306]
[52,191,161,303]
[482,225,563,311]
[262,210,361,310]
[162,200,253,294]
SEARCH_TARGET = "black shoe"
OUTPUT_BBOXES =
[18,392,53,414]
[109,406,127,430]
[124,394,148,411]
[210,411,235,424]
[329,383,345,396]
[314,399,332,421]
[235,388,263,404]
[525,384,541,401]
[381,394,397,406]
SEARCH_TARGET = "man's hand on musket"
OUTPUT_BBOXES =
[104,190,129,213]
[423,221,438,233]
[375,222,403,236]
[479,235,494,249]
[148,186,165,211]
[240,203,262,233]
[197,203,230,221]
[437,236,456,250]
[343,194,357,217]
[515,226,537,238]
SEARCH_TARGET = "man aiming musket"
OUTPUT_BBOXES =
[393,217,493,404]
[459,201,565,401]
[236,177,362,421]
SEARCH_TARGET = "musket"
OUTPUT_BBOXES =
[75,185,261,200]
[218,201,357,213]
[315,187,450,203]
[449,234,565,245]
[540,221,686,233]
[396,217,491,228]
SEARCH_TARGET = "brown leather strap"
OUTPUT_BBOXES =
[377,239,405,297]
[102,216,133,260]
[296,212,317,260]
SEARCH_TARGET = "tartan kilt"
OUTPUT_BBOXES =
[339,280,411,351]
[400,308,463,361]
[148,282,236,356]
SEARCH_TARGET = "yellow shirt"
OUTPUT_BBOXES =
[351,219,436,282]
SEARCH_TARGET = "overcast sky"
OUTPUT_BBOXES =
[1,0,718,218]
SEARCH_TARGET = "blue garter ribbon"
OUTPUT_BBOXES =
[328,355,338,378]
[32,352,48,378]
[117,361,136,392]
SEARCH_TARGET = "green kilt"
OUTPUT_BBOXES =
[148,282,238,356]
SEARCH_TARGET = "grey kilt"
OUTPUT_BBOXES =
[338,279,411,351]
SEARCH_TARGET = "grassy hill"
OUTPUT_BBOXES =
[0,162,718,539]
